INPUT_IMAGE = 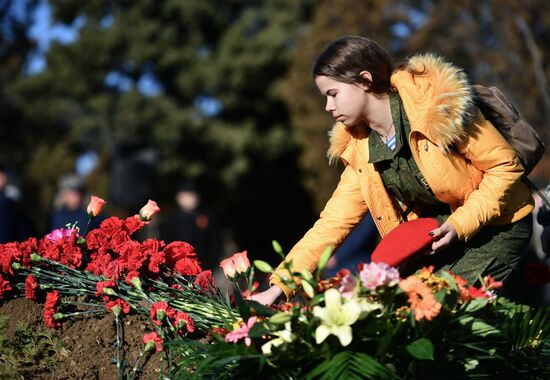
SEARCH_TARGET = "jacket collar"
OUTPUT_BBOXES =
[328,54,476,163]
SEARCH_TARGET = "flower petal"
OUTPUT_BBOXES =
[341,300,362,325]
[333,325,353,347]
[315,324,331,344]
[324,288,342,311]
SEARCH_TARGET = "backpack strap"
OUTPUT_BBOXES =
[523,176,550,209]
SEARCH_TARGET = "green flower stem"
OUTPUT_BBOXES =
[130,350,147,380]
[56,310,105,319]
[60,300,105,309]
[83,217,92,237]
[114,315,124,379]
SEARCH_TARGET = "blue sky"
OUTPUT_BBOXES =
[25,0,165,98]
[27,0,82,74]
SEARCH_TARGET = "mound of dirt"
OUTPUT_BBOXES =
[0,298,163,379]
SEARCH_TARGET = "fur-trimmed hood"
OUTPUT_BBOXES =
[328,54,476,163]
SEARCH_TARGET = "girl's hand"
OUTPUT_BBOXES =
[430,222,458,252]
[249,285,283,306]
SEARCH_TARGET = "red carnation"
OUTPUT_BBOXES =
[194,270,215,292]
[43,290,60,328]
[117,240,146,272]
[124,215,147,235]
[164,241,197,267]
[109,231,131,252]
[143,331,163,352]
[150,301,175,326]
[142,238,164,254]
[0,242,19,275]
[99,217,124,237]
[174,258,202,276]
[96,279,117,297]
[25,275,38,300]
[106,299,131,316]
[173,311,195,334]
[125,271,140,285]
[148,250,166,274]
[45,289,59,308]
[58,238,83,268]
[86,229,109,251]
[0,273,12,300]
[85,252,114,276]
[18,238,37,267]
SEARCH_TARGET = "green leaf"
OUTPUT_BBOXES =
[233,290,250,321]
[268,312,292,325]
[440,271,458,291]
[300,269,314,283]
[247,300,277,317]
[271,240,285,259]
[305,351,396,380]
[458,316,474,326]
[464,297,488,312]
[248,322,270,338]
[302,280,315,299]
[254,260,274,273]
[434,289,446,303]
[317,246,333,273]
[406,338,434,360]
[471,320,499,337]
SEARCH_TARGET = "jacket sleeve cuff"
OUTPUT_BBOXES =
[269,276,295,301]
[446,215,467,241]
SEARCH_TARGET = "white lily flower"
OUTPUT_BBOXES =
[358,298,384,319]
[261,322,296,355]
[313,288,362,346]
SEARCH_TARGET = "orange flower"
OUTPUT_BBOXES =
[481,274,503,291]
[232,251,251,274]
[399,276,441,321]
[220,257,237,280]
[87,196,106,217]
[451,273,471,301]
[139,200,161,221]
[220,251,251,281]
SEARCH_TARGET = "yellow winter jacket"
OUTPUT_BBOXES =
[270,54,534,299]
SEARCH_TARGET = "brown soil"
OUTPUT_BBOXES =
[0,298,164,380]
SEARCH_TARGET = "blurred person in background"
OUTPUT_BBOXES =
[49,173,105,234]
[537,184,550,256]
[0,163,34,243]
[160,181,222,271]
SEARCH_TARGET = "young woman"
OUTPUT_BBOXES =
[252,36,534,305]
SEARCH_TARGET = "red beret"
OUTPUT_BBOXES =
[371,218,439,267]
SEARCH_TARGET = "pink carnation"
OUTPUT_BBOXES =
[45,228,78,243]
[359,262,399,290]
[338,274,357,299]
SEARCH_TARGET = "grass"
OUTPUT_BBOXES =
[0,315,65,378]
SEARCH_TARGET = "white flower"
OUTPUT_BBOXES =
[358,298,383,320]
[261,322,295,355]
[313,288,361,346]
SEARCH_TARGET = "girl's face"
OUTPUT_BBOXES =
[315,75,369,127]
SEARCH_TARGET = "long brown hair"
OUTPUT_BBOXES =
[312,36,395,94]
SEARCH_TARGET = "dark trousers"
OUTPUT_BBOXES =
[400,214,533,289]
